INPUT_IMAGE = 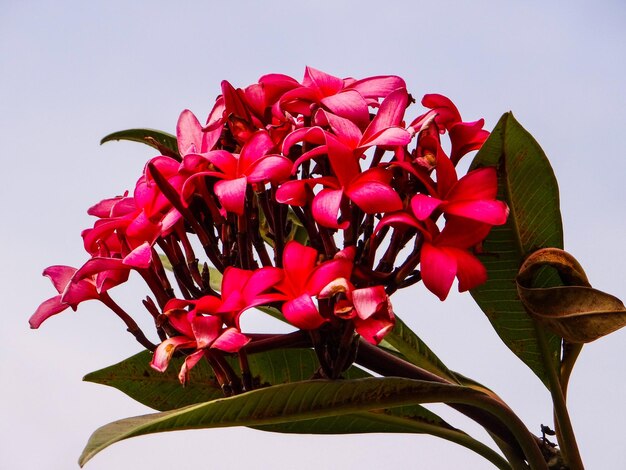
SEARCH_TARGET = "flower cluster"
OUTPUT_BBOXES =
[31,67,508,386]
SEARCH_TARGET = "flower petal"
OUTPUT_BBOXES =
[420,243,457,301]
[282,294,326,330]
[444,200,509,225]
[410,194,443,220]
[312,188,348,229]
[29,295,70,328]
[214,176,248,215]
[352,286,388,321]
[451,247,487,292]
[122,242,152,269]
[150,336,196,373]
[346,173,403,214]
[211,328,250,353]
[43,265,77,294]
[178,350,206,386]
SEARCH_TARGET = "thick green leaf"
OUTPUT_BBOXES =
[469,112,563,388]
[79,377,501,468]
[84,349,448,436]
[101,128,180,159]
[85,348,367,411]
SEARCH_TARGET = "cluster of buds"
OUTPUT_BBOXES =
[31,67,508,389]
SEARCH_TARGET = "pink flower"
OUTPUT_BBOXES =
[411,94,489,164]
[319,279,395,344]
[273,241,354,329]
[182,130,291,215]
[29,266,99,328]
[410,155,509,226]
[150,266,282,384]
[376,213,494,301]
[150,296,250,385]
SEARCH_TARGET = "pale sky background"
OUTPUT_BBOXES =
[1,1,625,469]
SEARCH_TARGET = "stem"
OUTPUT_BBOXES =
[357,340,547,469]
[535,324,584,469]
[100,293,156,351]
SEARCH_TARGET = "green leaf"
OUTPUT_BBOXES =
[85,348,364,411]
[83,350,511,467]
[101,128,180,159]
[84,349,446,432]
[382,314,458,383]
[469,112,563,388]
[79,377,505,468]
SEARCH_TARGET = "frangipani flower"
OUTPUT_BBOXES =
[410,155,509,226]
[273,241,353,329]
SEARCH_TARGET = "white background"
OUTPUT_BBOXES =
[1,1,624,469]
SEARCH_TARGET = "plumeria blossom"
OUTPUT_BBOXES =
[410,154,509,226]
[150,296,250,385]
[30,266,100,328]
[182,130,292,215]
[32,67,504,385]
[319,278,394,344]
[273,241,354,329]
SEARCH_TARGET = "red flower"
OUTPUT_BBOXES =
[273,241,354,329]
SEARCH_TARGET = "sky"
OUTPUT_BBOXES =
[1,1,625,469]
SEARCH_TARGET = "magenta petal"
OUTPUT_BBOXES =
[221,267,252,304]
[191,315,222,348]
[361,88,408,142]
[211,328,250,353]
[421,94,461,128]
[317,109,363,148]
[346,75,406,99]
[178,350,206,386]
[206,150,238,176]
[447,167,498,201]
[74,257,126,280]
[450,247,488,292]
[312,188,348,229]
[303,66,343,96]
[420,243,457,301]
[346,179,403,214]
[214,176,248,215]
[449,119,489,164]
[282,241,319,293]
[150,336,196,373]
[320,90,370,130]
[166,309,195,338]
[246,155,292,184]
[308,258,353,295]
[276,180,311,206]
[87,196,122,218]
[358,127,412,149]
[436,216,493,248]
[282,295,326,330]
[373,212,422,236]
[243,267,283,301]
[411,194,443,220]
[122,242,152,269]
[444,200,509,225]
[239,131,274,171]
[351,286,388,320]
[60,278,99,306]
[435,153,458,198]
[355,316,395,345]
[177,109,203,156]
[43,265,77,294]
[29,295,69,328]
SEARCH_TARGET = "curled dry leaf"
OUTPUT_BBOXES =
[517,248,626,343]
